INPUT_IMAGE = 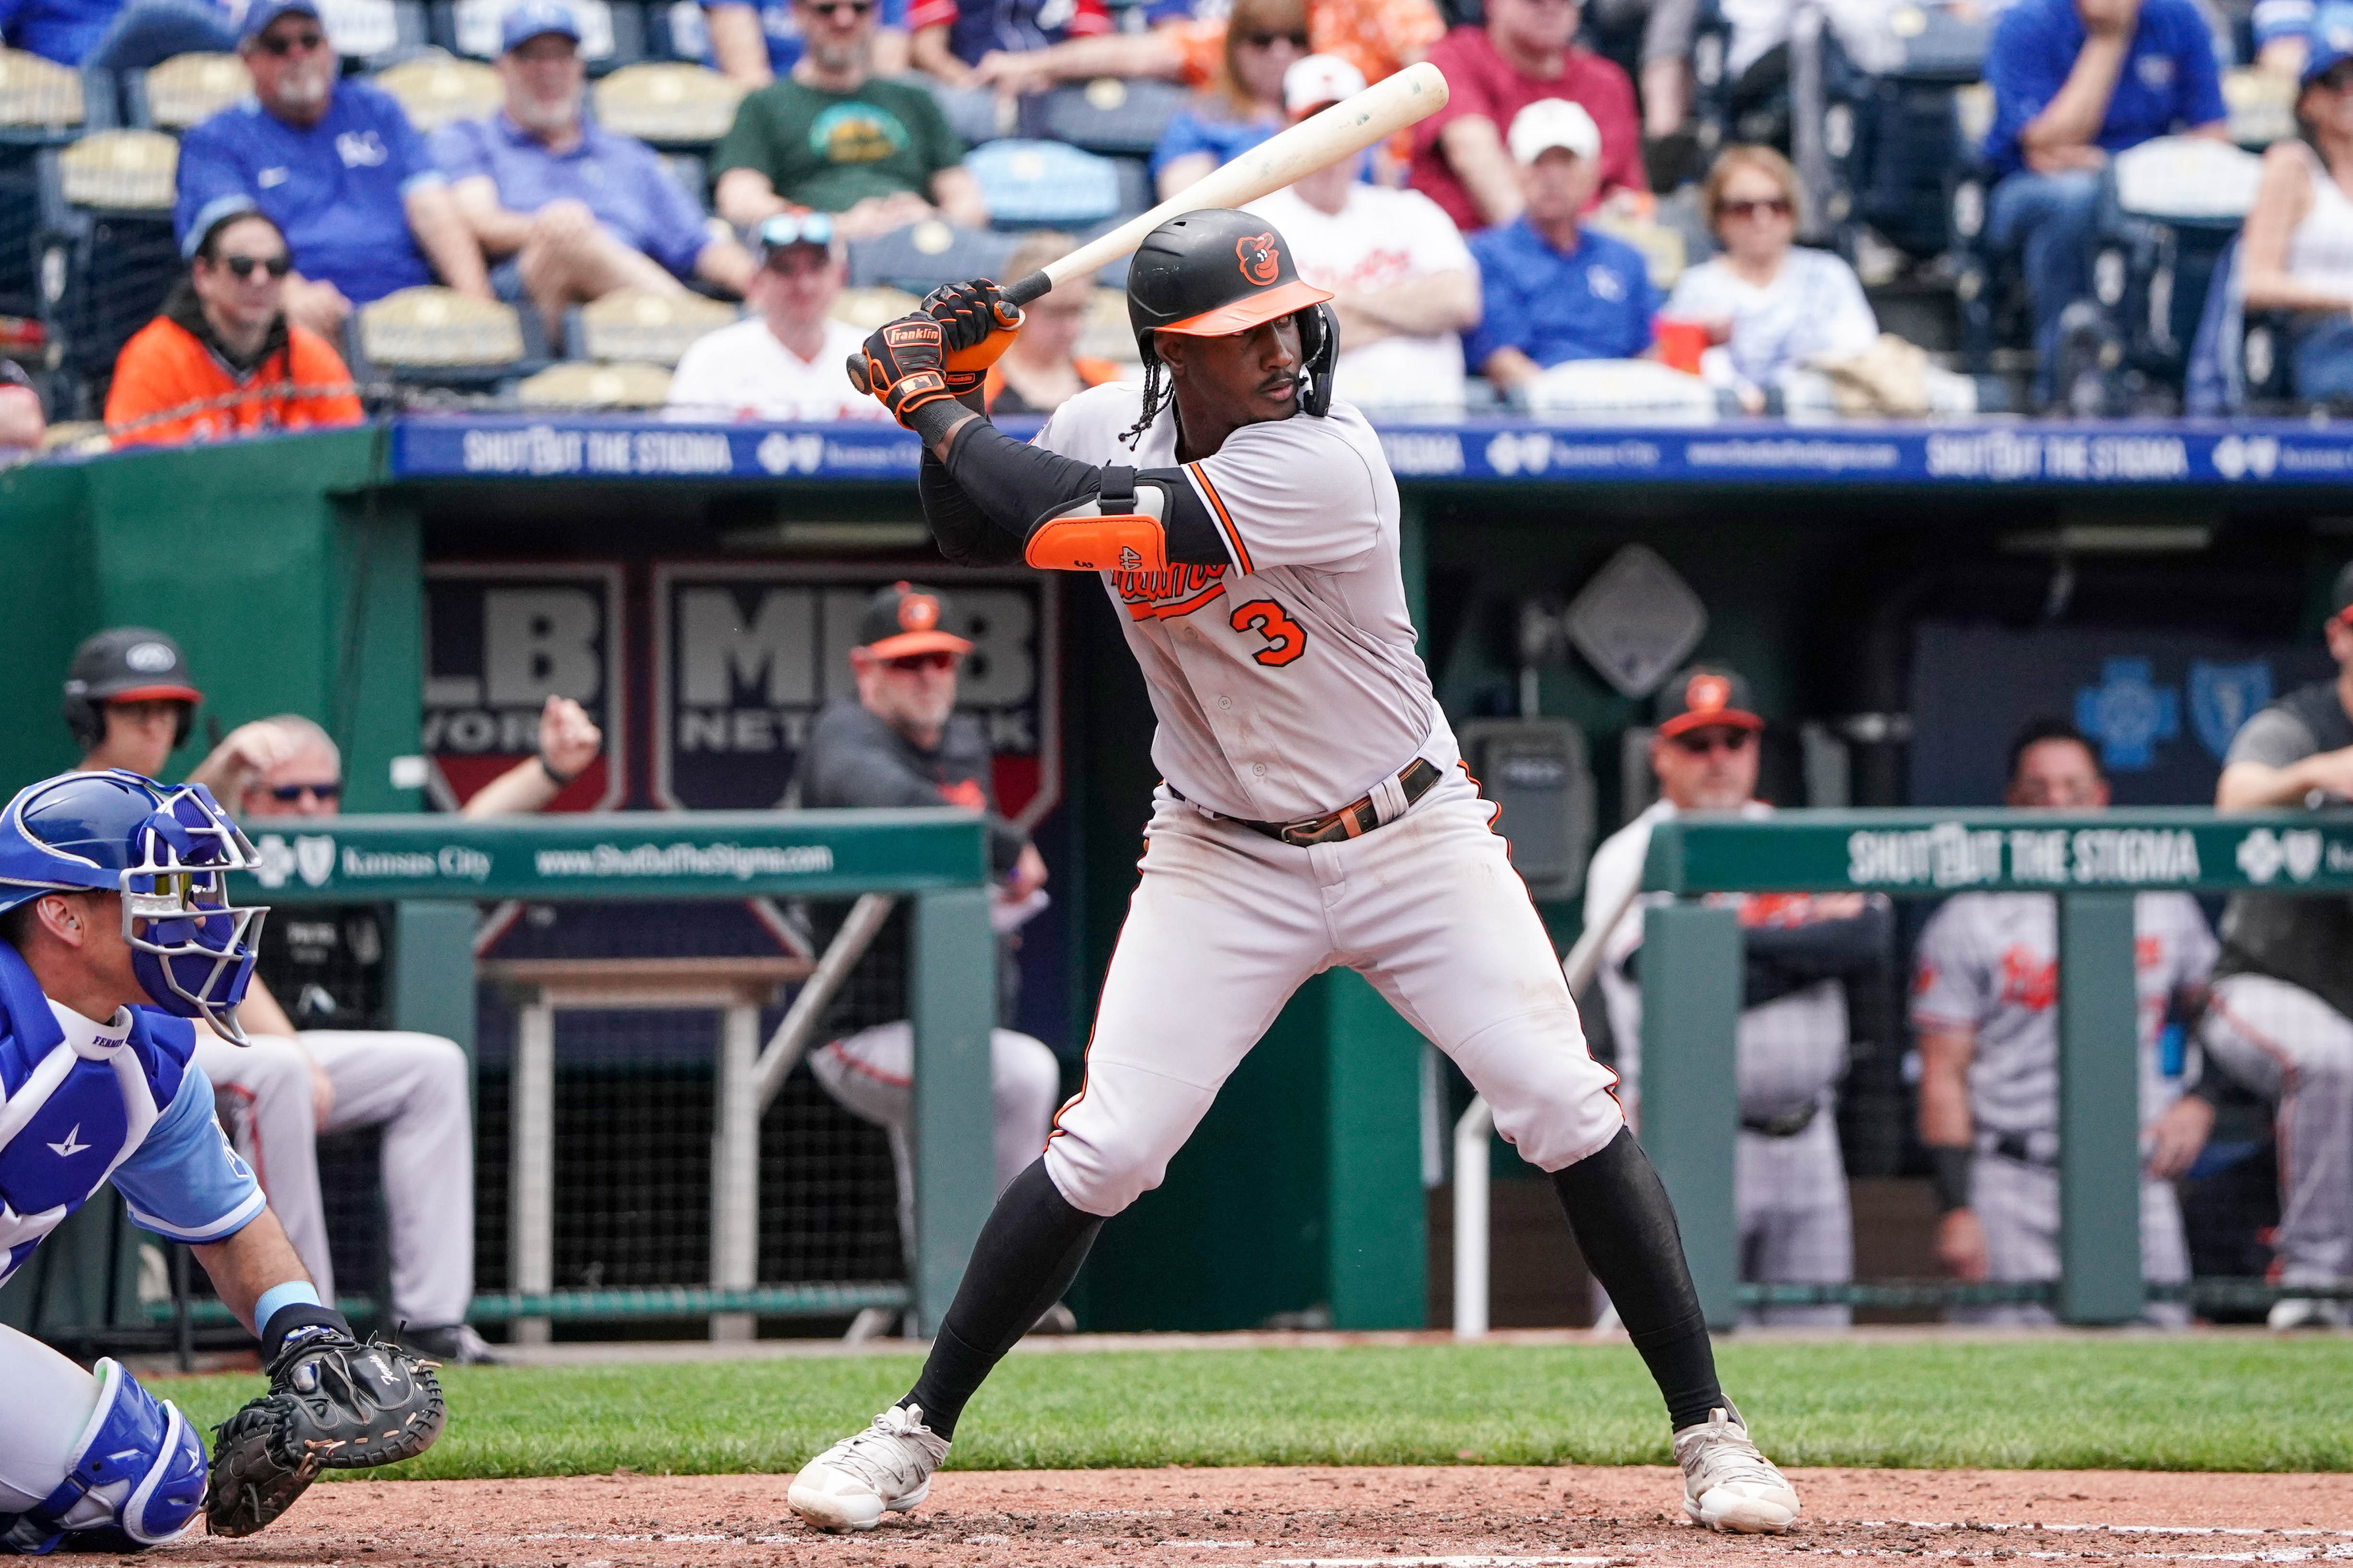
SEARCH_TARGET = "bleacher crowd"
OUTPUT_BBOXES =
[0,0,2349,448]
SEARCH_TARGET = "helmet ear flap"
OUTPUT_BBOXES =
[1298,302,1339,418]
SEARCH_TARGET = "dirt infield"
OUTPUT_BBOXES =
[177,1467,2353,1567]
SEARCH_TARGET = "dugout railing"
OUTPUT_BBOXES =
[220,808,996,1340]
[1453,807,2353,1334]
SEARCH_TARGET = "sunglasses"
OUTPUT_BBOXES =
[1718,196,1794,221]
[802,0,874,16]
[884,651,958,673]
[1668,727,1754,756]
[267,781,342,802]
[759,209,837,256]
[222,253,292,278]
[1241,29,1310,47]
[254,28,328,53]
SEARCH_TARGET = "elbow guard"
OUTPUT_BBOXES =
[1024,466,1171,573]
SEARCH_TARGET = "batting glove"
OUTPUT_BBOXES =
[848,314,962,428]
[923,278,1025,375]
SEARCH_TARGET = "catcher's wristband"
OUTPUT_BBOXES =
[1928,1145,1973,1214]
[262,1300,355,1364]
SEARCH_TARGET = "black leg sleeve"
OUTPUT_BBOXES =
[1548,1126,1726,1431]
[903,1158,1102,1439]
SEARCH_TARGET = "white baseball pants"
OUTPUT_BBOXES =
[2200,973,2353,1286]
[1044,772,1626,1218]
[810,1021,1065,1258]
[1954,1154,2190,1327]
[1735,1112,1853,1327]
[194,1029,476,1326]
[0,1325,98,1514]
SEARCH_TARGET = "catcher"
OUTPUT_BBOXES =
[0,769,442,1554]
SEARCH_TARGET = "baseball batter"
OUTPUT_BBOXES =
[1911,722,2216,1326]
[786,209,1801,1538]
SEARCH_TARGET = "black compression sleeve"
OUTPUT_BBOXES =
[937,418,1231,566]
[920,450,1024,566]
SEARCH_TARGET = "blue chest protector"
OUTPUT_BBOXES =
[0,941,262,1288]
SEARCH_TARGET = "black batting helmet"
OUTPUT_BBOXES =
[1125,209,1341,420]
[62,627,202,751]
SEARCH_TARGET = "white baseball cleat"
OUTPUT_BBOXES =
[2267,1297,2349,1331]
[1674,1405,1801,1534]
[787,1404,950,1532]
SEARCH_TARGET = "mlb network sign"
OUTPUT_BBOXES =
[651,565,1060,821]
[421,564,626,810]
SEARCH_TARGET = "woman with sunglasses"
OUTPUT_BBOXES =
[2240,29,2353,403]
[104,207,363,448]
[1661,145,1877,415]
[1148,0,1310,200]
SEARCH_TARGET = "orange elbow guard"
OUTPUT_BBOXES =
[1025,477,1170,573]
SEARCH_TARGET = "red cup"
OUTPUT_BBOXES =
[1653,317,1708,376]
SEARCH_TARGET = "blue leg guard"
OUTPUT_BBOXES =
[0,1360,206,1555]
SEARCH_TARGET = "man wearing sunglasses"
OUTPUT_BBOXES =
[1585,665,1888,1328]
[666,210,889,420]
[104,206,362,448]
[797,582,1062,1333]
[175,0,492,343]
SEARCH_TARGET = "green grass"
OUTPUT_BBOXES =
[153,1339,2353,1481]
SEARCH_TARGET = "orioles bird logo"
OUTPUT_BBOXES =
[1236,233,1282,286]
[1685,672,1730,713]
[898,592,940,632]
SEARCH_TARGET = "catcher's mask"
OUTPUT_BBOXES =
[1125,209,1340,431]
[0,769,268,1041]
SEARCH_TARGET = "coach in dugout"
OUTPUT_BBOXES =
[800,582,1066,1331]
[67,627,601,1363]
[2201,562,2353,1330]
[1583,666,1890,1327]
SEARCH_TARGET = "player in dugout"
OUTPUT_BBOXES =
[799,582,1067,1335]
[0,768,441,1551]
[65,626,602,1363]
[2201,561,2353,1329]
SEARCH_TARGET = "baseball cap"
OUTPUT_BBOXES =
[2305,5,2353,86]
[857,582,973,660]
[241,0,321,45]
[1507,98,1602,165]
[501,0,581,52]
[1283,54,1365,117]
[1651,664,1763,738]
[758,209,838,260]
[64,627,203,709]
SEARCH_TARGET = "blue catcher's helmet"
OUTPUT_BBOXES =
[0,769,268,1041]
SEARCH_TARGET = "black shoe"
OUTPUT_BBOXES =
[402,1322,505,1364]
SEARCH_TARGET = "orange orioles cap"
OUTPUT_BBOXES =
[1652,664,1765,738]
[857,581,973,660]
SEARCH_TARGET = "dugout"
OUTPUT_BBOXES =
[1,415,2348,1339]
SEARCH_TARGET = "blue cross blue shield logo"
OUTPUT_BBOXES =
[2074,657,2181,771]
[2187,660,2271,761]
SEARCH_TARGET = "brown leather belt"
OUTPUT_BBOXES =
[1177,758,1443,848]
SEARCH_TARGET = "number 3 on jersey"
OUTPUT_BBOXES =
[1229,598,1308,667]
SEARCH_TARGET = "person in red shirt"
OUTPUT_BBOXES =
[1408,0,1646,234]
[106,208,362,448]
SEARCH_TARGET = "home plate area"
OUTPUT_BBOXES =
[174,1467,2353,1568]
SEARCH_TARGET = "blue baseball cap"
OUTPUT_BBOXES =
[501,0,582,51]
[2304,4,2353,85]
[239,0,321,45]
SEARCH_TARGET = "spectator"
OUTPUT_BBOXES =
[175,0,492,343]
[800,582,1066,1332]
[1464,99,1658,394]
[0,362,45,460]
[1149,0,1307,200]
[0,0,234,72]
[435,0,757,339]
[712,0,985,238]
[1981,0,2227,407]
[105,208,363,448]
[908,0,1109,87]
[983,230,1122,414]
[703,0,910,84]
[1246,53,1478,413]
[1584,665,1887,1328]
[1912,720,2215,1327]
[2239,33,2353,402]
[1407,0,1646,236]
[1662,145,1876,414]
[666,210,890,419]
[968,0,1441,105]
[2202,561,2353,1329]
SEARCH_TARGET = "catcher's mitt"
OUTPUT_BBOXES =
[206,1313,446,1538]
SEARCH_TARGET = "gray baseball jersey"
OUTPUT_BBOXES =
[1910,891,2218,1136]
[1033,383,1457,821]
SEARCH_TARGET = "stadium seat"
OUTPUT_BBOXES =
[517,358,671,405]
[124,52,250,132]
[1827,6,1991,266]
[844,218,1018,294]
[351,283,545,391]
[1588,212,1687,291]
[2223,65,2295,149]
[0,48,88,144]
[569,286,736,363]
[593,60,742,147]
[33,130,181,413]
[830,283,920,328]
[925,79,1013,149]
[2184,237,2298,415]
[433,0,643,72]
[318,0,433,68]
[967,139,1122,229]
[373,52,503,132]
[1021,76,1188,157]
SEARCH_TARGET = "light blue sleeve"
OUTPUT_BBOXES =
[111,1061,267,1244]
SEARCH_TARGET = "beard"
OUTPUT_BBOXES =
[510,86,582,135]
[270,59,333,114]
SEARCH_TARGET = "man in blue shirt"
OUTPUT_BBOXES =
[1982,0,2228,406]
[1465,97,1659,392]
[436,0,756,336]
[175,0,491,342]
